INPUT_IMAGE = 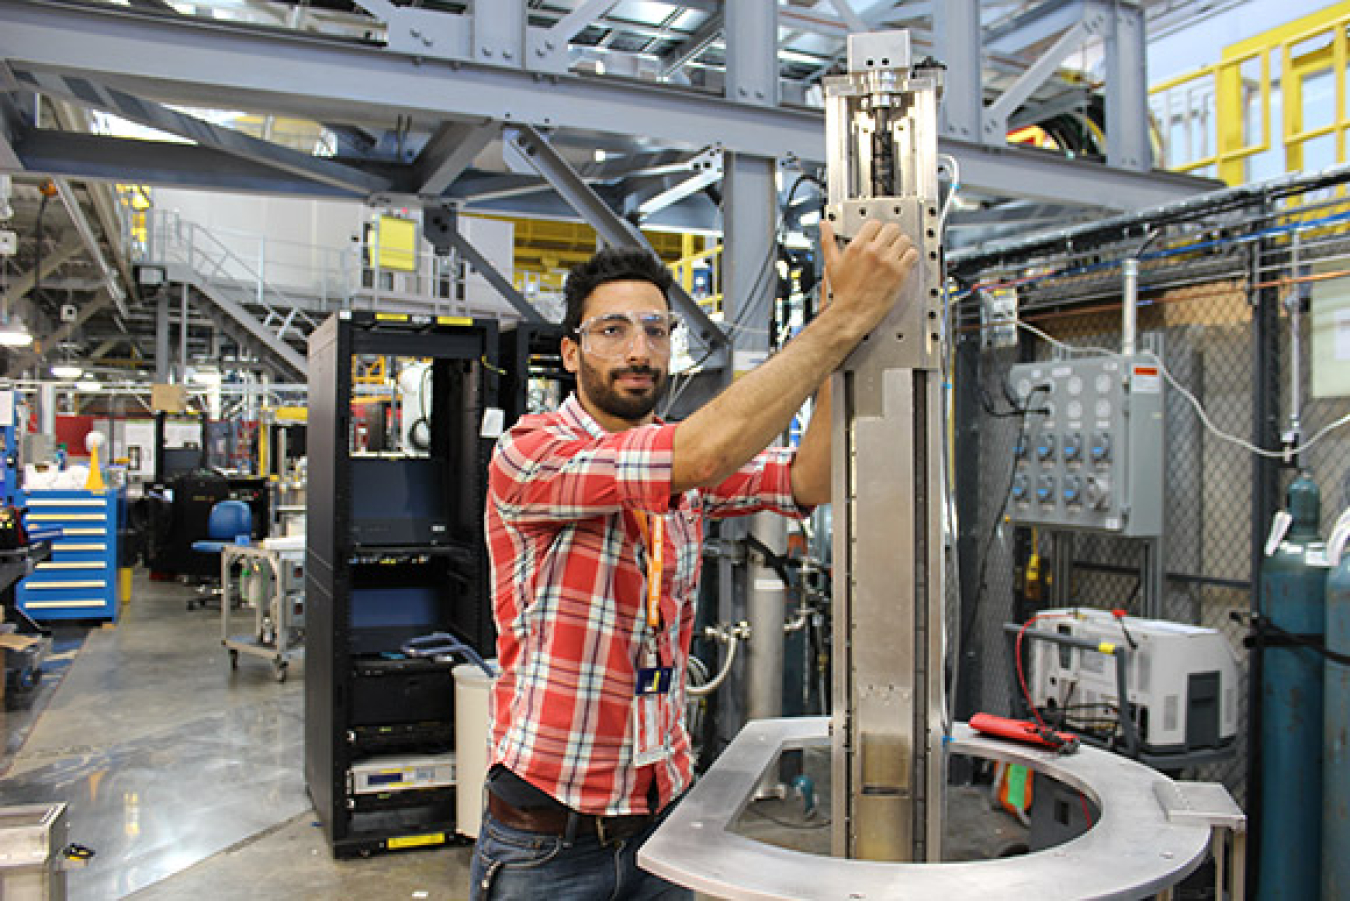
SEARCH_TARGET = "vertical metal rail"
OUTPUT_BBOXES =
[824,32,946,863]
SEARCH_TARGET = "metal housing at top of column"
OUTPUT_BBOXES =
[823,31,944,379]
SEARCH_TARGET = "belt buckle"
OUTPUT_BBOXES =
[596,816,613,847]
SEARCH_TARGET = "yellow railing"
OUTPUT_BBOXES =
[668,234,722,315]
[1149,4,1350,185]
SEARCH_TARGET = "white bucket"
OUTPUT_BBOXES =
[453,660,498,838]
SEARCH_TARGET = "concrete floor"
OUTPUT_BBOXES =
[0,572,1028,900]
[1,573,471,900]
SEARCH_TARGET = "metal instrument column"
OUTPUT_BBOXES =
[824,32,945,863]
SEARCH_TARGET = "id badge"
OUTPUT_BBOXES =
[632,691,670,767]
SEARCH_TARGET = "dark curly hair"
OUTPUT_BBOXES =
[561,248,673,337]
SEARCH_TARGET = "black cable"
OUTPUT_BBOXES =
[959,383,1051,660]
[663,171,818,416]
[1247,613,1350,666]
[745,532,794,588]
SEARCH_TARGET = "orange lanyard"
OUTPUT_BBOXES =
[634,510,664,631]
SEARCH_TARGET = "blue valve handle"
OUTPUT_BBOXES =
[400,632,497,677]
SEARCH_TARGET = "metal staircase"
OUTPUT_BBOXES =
[135,210,328,381]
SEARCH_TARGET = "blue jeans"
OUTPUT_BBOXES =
[469,804,694,901]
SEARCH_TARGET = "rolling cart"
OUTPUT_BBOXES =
[221,536,305,682]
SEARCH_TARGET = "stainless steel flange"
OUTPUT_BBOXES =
[639,717,1214,900]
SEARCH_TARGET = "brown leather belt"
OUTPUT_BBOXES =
[487,791,654,845]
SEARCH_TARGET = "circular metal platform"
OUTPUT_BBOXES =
[639,718,1213,900]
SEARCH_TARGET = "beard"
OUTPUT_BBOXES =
[577,355,669,424]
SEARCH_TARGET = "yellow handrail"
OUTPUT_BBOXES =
[1149,4,1350,185]
[668,236,722,315]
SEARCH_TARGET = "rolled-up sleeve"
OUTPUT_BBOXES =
[701,445,811,520]
[491,418,678,524]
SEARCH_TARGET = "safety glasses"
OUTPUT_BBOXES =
[575,311,681,358]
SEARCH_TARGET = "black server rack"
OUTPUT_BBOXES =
[305,310,498,858]
[498,321,572,428]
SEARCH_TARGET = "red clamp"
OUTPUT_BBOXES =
[970,713,1080,754]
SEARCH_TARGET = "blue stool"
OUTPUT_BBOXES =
[188,500,253,610]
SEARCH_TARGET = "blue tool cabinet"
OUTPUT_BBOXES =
[16,488,122,622]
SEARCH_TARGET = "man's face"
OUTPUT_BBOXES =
[562,280,672,430]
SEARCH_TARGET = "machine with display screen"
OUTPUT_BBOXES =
[1025,607,1239,760]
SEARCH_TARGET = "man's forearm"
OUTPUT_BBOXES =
[789,377,832,506]
[671,311,859,492]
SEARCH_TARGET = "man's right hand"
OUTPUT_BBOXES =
[670,217,920,493]
[818,218,919,345]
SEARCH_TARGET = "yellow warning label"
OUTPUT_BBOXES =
[437,316,473,327]
[375,313,410,322]
[387,832,446,850]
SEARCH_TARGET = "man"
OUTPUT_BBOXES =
[472,220,917,899]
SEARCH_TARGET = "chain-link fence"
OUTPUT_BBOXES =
[950,176,1350,811]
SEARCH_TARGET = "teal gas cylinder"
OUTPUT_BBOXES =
[1324,505,1350,901]
[1259,473,1328,901]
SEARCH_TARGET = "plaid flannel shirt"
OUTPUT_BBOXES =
[485,394,807,816]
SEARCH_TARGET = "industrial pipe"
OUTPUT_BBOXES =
[746,512,788,722]
[688,622,747,697]
[1121,258,1139,358]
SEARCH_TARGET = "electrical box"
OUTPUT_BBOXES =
[1007,355,1165,537]
[1028,608,1239,757]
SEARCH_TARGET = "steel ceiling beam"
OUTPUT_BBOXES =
[984,18,1091,142]
[412,120,498,197]
[0,93,22,170]
[7,66,391,196]
[827,0,869,34]
[527,0,624,71]
[658,10,723,79]
[53,178,129,318]
[985,0,1088,53]
[50,97,141,319]
[0,236,83,305]
[13,131,365,197]
[505,124,729,367]
[636,168,721,218]
[0,0,1220,211]
[422,206,546,325]
[947,135,1210,210]
[0,0,822,160]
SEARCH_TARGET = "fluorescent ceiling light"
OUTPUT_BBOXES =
[75,380,103,393]
[0,323,32,347]
[51,364,84,380]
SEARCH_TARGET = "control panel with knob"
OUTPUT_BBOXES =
[1062,475,1082,506]
[1090,432,1112,465]
[1035,432,1057,463]
[1063,431,1083,462]
[1036,475,1057,506]
[1006,356,1164,536]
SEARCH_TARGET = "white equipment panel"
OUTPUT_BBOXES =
[1029,608,1238,756]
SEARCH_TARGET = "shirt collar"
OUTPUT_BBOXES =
[560,392,664,439]
[560,393,606,439]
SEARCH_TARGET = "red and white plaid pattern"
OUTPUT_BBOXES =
[486,394,805,816]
